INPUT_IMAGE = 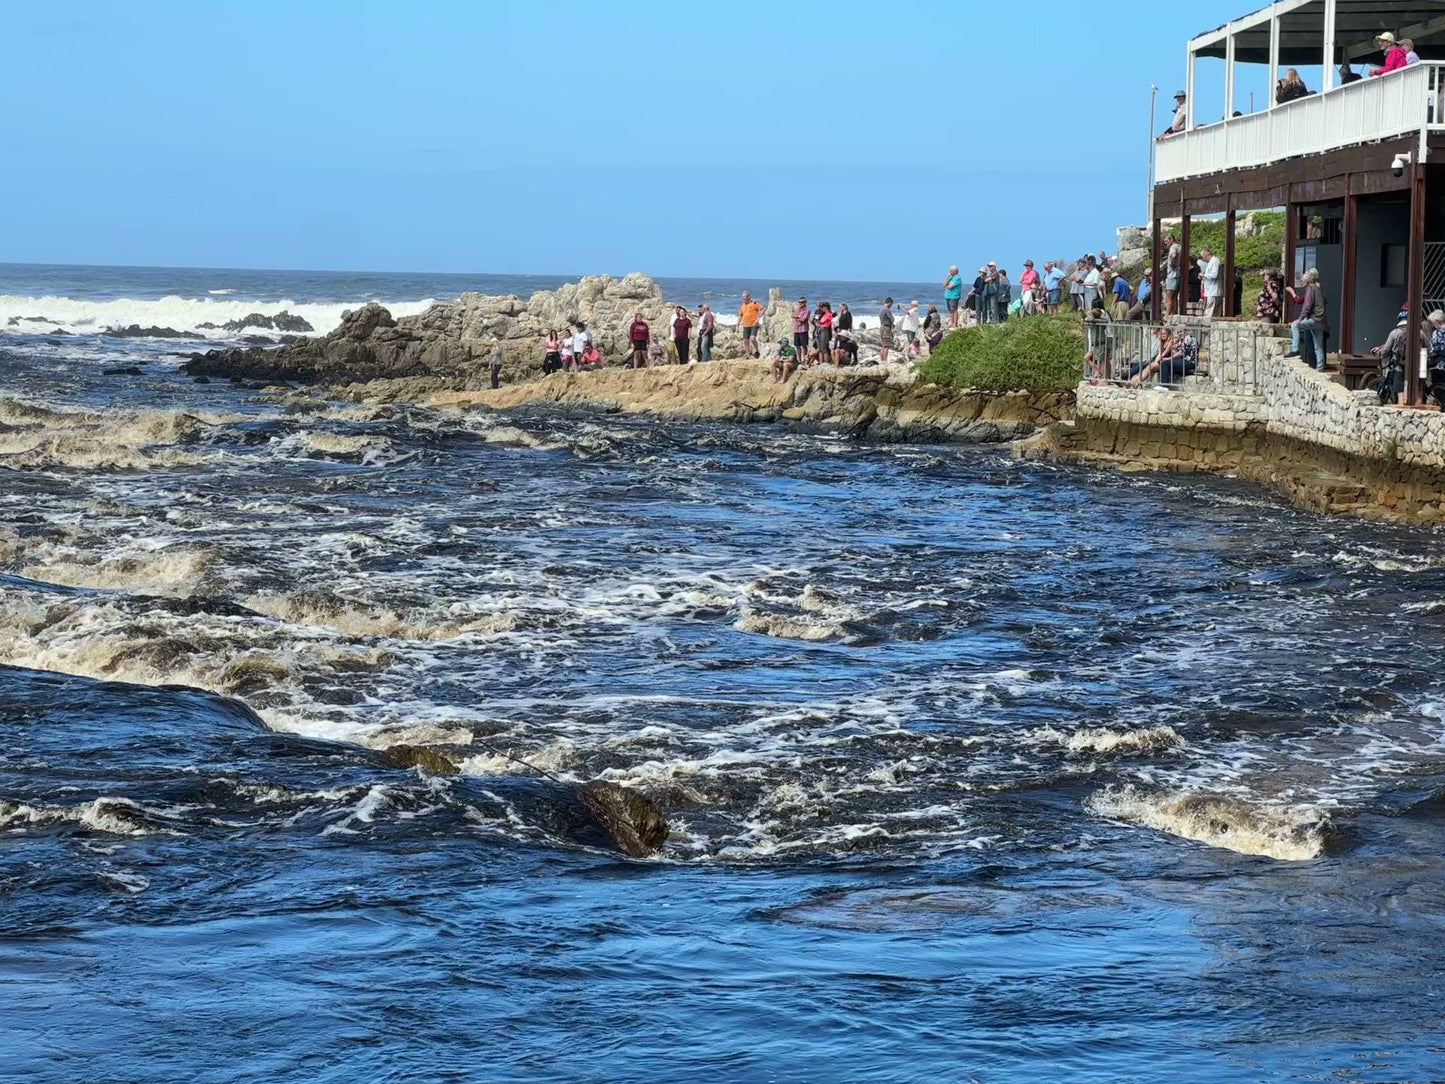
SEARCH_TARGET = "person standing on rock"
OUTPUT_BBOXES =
[543,329,563,375]
[489,344,504,389]
[878,298,896,364]
[792,297,811,361]
[835,303,855,364]
[738,292,763,358]
[1019,261,1040,316]
[629,312,650,369]
[815,302,834,363]
[572,324,592,370]
[697,304,716,362]
[1043,261,1065,314]
[942,265,964,327]
[671,306,693,364]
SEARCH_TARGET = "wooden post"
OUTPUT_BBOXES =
[1284,200,1298,321]
[1224,208,1237,316]
[1407,163,1427,404]
[1342,182,1358,354]
[1151,216,1163,322]
[1181,213,1192,315]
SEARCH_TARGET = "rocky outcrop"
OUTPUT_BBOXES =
[106,324,189,339]
[186,273,683,386]
[410,360,1072,443]
[197,311,315,334]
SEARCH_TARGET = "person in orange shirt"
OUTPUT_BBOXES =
[738,291,764,358]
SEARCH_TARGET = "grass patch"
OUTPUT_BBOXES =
[918,315,1082,394]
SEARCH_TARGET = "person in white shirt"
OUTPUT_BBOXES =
[1082,261,1102,311]
[1198,249,1222,317]
[570,325,591,370]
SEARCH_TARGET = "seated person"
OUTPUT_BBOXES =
[577,344,605,370]
[771,339,798,382]
[1128,327,1176,387]
[833,330,859,365]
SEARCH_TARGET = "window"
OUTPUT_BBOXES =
[1381,244,1407,288]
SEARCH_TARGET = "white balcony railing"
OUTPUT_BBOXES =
[1156,63,1445,184]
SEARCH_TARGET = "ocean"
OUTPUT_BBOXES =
[0,262,940,341]
[2,263,1445,1082]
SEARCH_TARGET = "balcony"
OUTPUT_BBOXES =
[1156,63,1445,183]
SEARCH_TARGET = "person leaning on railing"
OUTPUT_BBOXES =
[1276,68,1312,103]
[1370,32,1408,76]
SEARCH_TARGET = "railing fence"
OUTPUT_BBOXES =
[1084,320,1275,390]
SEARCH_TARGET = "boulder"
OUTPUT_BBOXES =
[578,781,669,858]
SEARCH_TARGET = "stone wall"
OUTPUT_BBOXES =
[1025,323,1445,523]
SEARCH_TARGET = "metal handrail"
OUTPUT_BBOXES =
[1082,319,1274,390]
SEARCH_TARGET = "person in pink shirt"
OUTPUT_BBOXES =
[792,297,810,360]
[1019,260,1041,315]
[814,302,834,362]
[1370,32,1408,76]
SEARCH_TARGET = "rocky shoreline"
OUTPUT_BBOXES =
[189,272,1073,444]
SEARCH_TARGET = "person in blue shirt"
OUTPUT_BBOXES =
[1110,272,1133,319]
[941,265,964,328]
[1127,270,1153,321]
[1042,261,1066,314]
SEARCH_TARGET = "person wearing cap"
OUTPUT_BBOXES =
[964,266,986,324]
[1372,312,1410,404]
[792,296,811,360]
[1161,91,1187,138]
[980,263,999,325]
[942,265,964,327]
[1370,32,1407,76]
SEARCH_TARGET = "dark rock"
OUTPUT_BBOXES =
[106,324,189,339]
[102,366,144,376]
[240,335,276,346]
[578,781,669,857]
[192,376,211,384]
[218,310,314,334]
[273,311,313,333]
[48,328,70,336]
[381,744,462,775]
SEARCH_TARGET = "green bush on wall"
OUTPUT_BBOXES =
[917,314,1083,394]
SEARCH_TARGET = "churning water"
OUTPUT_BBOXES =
[3,308,1445,1082]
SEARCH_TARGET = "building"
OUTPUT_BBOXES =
[1151,0,1445,400]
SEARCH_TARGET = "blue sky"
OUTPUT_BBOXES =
[2,1,1257,279]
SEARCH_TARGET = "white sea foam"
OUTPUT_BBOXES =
[0,293,439,340]
[1032,724,1184,755]
[1087,784,1327,861]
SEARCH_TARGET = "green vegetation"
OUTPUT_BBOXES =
[917,314,1083,394]
[1186,210,1286,306]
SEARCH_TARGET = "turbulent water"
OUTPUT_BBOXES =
[4,282,1445,1082]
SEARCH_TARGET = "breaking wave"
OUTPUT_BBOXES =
[1087,785,1329,861]
[0,293,439,341]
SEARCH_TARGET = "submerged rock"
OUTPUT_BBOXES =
[578,781,670,857]
[381,743,461,775]
[102,366,144,376]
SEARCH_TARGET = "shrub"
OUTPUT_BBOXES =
[917,314,1083,394]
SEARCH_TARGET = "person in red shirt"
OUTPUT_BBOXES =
[628,313,650,369]
[1019,260,1041,315]
[1370,32,1407,76]
[671,306,693,364]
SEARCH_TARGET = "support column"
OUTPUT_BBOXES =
[1224,208,1237,317]
[1268,16,1281,110]
[1322,0,1338,90]
[1342,183,1358,354]
[1186,48,1196,128]
[1151,216,1163,323]
[1284,200,1298,321]
[1225,34,1236,118]
[1407,163,1426,404]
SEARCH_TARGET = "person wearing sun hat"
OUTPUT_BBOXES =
[1161,90,1187,137]
[1370,32,1407,76]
